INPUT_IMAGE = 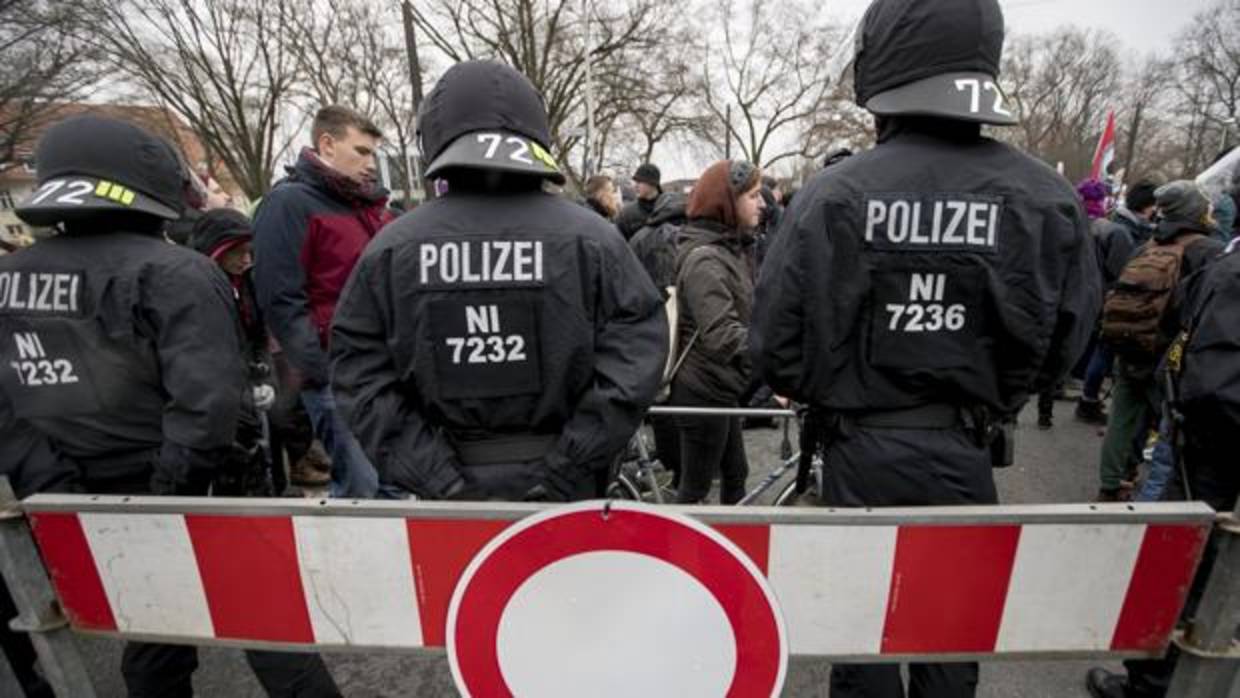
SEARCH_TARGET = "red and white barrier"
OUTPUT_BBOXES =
[23,497,1211,661]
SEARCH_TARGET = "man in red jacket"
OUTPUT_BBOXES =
[254,105,394,497]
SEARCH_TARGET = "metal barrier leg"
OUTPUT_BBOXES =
[1167,498,1240,698]
[0,480,97,697]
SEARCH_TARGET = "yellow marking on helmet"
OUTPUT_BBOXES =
[95,181,112,197]
[530,142,558,170]
[120,189,135,206]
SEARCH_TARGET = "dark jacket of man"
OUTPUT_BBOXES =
[617,196,659,240]
[754,118,1101,416]
[0,231,245,489]
[253,148,393,387]
[1094,207,1154,287]
[330,185,667,499]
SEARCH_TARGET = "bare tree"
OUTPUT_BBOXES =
[1168,0,1240,175]
[407,0,681,186]
[697,0,838,170]
[284,0,422,203]
[84,0,303,199]
[0,1,100,163]
[998,28,1123,181]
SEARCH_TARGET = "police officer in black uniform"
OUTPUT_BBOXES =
[331,61,666,502]
[0,115,340,697]
[753,1,1101,696]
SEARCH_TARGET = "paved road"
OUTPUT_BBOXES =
[71,397,1143,696]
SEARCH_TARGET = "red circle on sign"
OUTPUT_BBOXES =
[446,501,787,697]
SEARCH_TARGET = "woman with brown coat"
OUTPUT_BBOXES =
[671,160,765,504]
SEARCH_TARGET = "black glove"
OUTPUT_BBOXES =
[523,467,578,503]
[150,443,217,496]
[441,477,490,502]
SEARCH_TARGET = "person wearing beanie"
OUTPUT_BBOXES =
[1075,180,1162,426]
[1087,180,1227,698]
[616,162,663,239]
[1092,179,1224,506]
[753,0,1100,695]
[670,160,765,505]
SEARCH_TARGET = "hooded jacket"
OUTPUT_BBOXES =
[253,148,393,387]
[190,209,268,374]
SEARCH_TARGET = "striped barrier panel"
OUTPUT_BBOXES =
[21,496,1212,663]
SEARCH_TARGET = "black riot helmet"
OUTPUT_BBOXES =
[15,115,188,227]
[854,0,1018,126]
[416,60,565,184]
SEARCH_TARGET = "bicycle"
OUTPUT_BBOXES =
[607,406,822,506]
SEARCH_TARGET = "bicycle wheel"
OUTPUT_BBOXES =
[606,473,643,500]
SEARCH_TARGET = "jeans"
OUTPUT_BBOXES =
[1136,414,1176,502]
[1082,344,1114,402]
[300,387,378,498]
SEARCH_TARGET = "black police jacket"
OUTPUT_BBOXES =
[1181,243,1240,426]
[753,119,1101,415]
[330,187,668,498]
[0,231,246,482]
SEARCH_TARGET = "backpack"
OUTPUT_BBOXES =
[1100,234,1204,360]
[629,221,681,293]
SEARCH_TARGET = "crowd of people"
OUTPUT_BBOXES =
[0,0,1238,695]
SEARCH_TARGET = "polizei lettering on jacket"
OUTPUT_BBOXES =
[418,240,544,288]
[863,194,1004,253]
[0,271,83,314]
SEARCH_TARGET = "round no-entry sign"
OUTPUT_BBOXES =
[446,500,788,697]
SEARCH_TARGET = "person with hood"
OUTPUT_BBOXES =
[253,105,394,498]
[1075,180,1160,425]
[189,208,329,490]
[0,115,341,697]
[616,162,663,239]
[1095,181,1225,501]
[752,0,1100,694]
[671,159,765,505]
[330,60,666,503]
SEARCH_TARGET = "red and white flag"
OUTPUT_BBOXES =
[1091,110,1117,181]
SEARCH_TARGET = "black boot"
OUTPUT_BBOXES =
[1085,667,1128,698]
[1076,399,1108,426]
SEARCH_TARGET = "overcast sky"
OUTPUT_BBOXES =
[820,0,1210,55]
[653,0,1214,180]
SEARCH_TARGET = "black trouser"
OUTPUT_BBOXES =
[122,643,340,698]
[671,386,749,504]
[820,422,996,698]
[1037,386,1055,420]
[81,474,341,698]
[650,415,682,486]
